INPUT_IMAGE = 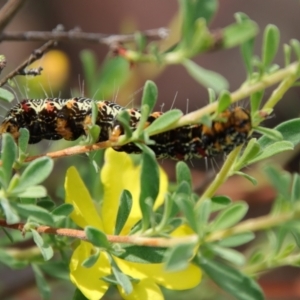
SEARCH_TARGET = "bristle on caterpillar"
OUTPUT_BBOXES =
[0,97,252,160]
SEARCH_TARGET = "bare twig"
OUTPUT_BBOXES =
[0,40,55,87]
[0,0,25,32]
[0,27,169,45]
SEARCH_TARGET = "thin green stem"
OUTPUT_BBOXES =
[195,146,242,208]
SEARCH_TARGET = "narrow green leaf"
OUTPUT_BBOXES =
[80,50,97,94]
[0,248,28,268]
[115,190,132,235]
[51,203,74,217]
[112,264,133,295]
[85,226,110,249]
[258,118,300,148]
[145,109,182,135]
[141,80,158,114]
[235,172,258,185]
[262,25,280,68]
[13,203,54,226]
[118,245,165,263]
[18,128,29,157]
[291,173,300,203]
[164,242,196,272]
[176,161,192,188]
[291,39,300,62]
[223,20,258,49]
[209,245,245,266]
[183,59,228,93]
[175,195,198,233]
[247,141,293,164]
[218,232,255,247]
[217,91,231,112]
[195,199,211,235]
[17,185,47,198]
[116,110,133,139]
[255,126,283,141]
[0,88,14,102]
[40,261,70,281]
[139,148,159,229]
[32,264,51,300]
[210,196,231,212]
[250,90,264,115]
[283,44,291,67]
[208,88,216,103]
[82,249,100,268]
[0,197,20,224]
[1,134,17,188]
[263,165,291,201]
[31,229,53,261]
[198,257,264,300]
[211,202,248,231]
[12,157,53,193]
[73,288,89,300]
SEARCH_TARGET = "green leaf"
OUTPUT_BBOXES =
[18,128,29,157]
[85,226,110,249]
[218,232,255,247]
[139,148,159,229]
[175,194,198,233]
[217,91,231,112]
[250,90,264,115]
[118,245,165,263]
[255,126,283,141]
[40,261,70,281]
[247,141,293,164]
[194,199,211,235]
[82,249,100,268]
[73,288,89,300]
[32,264,51,300]
[210,196,231,212]
[0,197,20,224]
[258,118,300,148]
[262,25,280,69]
[141,80,158,114]
[176,161,192,188]
[94,57,130,99]
[211,202,248,231]
[0,248,28,268]
[1,133,17,188]
[209,244,245,266]
[164,243,196,271]
[11,157,53,193]
[198,256,264,300]
[112,263,133,295]
[145,109,182,135]
[13,203,54,226]
[235,172,258,185]
[116,110,133,139]
[291,39,300,62]
[114,190,132,235]
[291,173,300,203]
[180,0,218,46]
[183,59,228,93]
[51,203,73,217]
[17,186,47,198]
[31,229,53,261]
[284,43,292,67]
[208,88,216,103]
[80,50,97,94]
[0,88,14,102]
[263,165,291,201]
[223,20,258,49]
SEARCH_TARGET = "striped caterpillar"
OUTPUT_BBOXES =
[0,97,252,160]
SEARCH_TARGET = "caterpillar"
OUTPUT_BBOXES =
[0,97,252,160]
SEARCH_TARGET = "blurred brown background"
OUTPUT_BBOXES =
[1,0,300,299]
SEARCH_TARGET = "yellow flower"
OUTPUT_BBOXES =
[65,149,202,300]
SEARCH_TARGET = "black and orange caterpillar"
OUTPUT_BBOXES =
[0,97,252,160]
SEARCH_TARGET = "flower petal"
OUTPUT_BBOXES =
[115,258,202,290]
[118,278,164,300]
[65,166,103,229]
[70,241,111,300]
[101,149,168,235]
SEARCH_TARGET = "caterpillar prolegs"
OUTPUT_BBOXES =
[0,97,252,160]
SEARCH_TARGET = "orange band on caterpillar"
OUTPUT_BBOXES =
[0,97,252,160]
